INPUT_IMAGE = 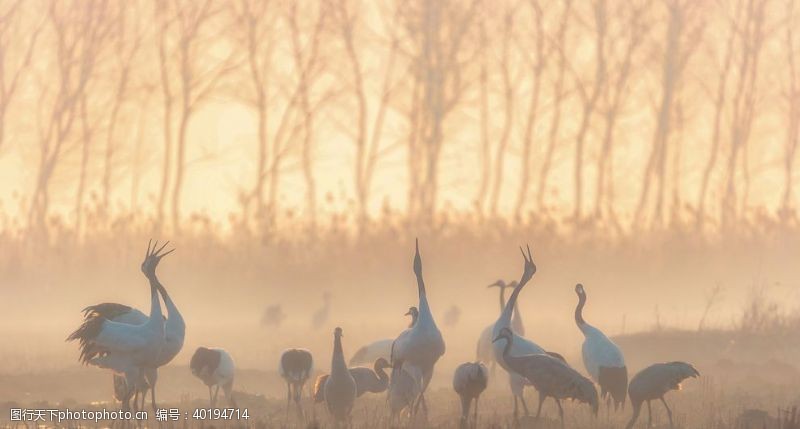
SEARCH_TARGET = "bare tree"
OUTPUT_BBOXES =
[784,0,800,214]
[332,0,400,232]
[570,0,607,222]
[593,0,650,227]
[536,0,573,210]
[101,2,144,211]
[634,0,704,229]
[400,0,481,223]
[514,0,548,220]
[696,0,742,227]
[155,0,240,232]
[28,0,112,236]
[720,0,767,228]
[0,1,42,151]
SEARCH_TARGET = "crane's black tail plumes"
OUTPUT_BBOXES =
[66,314,105,364]
[81,303,132,320]
[599,365,628,411]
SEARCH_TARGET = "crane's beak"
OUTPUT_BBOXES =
[404,309,412,316]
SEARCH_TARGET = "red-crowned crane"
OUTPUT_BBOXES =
[575,283,627,411]
[190,347,236,407]
[453,361,489,429]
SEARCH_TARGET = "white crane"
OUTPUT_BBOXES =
[189,347,236,407]
[574,283,627,411]
[349,307,418,366]
[390,240,445,418]
[67,241,169,411]
[491,246,546,419]
[87,242,185,411]
[313,357,391,402]
[476,280,524,373]
[279,348,313,418]
[453,361,489,429]
[625,362,700,429]
[324,327,356,427]
[493,328,598,427]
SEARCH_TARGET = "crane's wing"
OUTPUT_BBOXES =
[92,320,152,354]
[349,339,393,366]
[82,303,148,325]
[520,354,595,402]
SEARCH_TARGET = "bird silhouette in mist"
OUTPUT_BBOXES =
[311,292,331,329]
[261,304,286,327]
[443,305,461,327]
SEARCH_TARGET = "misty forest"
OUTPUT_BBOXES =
[1,0,800,428]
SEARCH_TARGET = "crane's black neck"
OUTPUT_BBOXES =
[498,285,507,312]
[575,291,587,326]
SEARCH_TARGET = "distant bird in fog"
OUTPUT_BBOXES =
[390,240,445,418]
[476,280,524,374]
[313,358,391,402]
[574,283,627,411]
[443,305,461,327]
[312,292,331,329]
[625,362,700,429]
[324,327,356,426]
[190,347,236,407]
[67,241,172,412]
[279,348,313,418]
[493,327,599,426]
[453,362,489,429]
[262,304,286,327]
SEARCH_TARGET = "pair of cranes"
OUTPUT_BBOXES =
[67,241,236,410]
[477,246,700,428]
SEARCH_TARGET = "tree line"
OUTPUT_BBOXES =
[0,0,797,238]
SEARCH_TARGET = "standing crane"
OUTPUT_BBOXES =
[574,283,627,411]
[279,348,314,418]
[324,327,357,427]
[625,362,700,429]
[189,347,236,407]
[493,327,598,427]
[67,241,169,411]
[390,240,445,418]
[453,362,489,429]
[476,280,524,373]
[313,357,391,402]
[491,246,550,419]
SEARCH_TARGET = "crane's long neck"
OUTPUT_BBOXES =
[575,291,588,332]
[159,286,186,334]
[512,299,524,334]
[415,271,433,322]
[501,336,514,361]
[498,279,528,329]
[498,286,507,312]
[332,335,347,373]
[374,362,389,387]
[145,275,164,329]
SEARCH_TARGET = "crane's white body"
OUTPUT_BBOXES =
[580,323,625,381]
[390,243,445,396]
[387,363,423,418]
[195,348,235,388]
[349,339,393,366]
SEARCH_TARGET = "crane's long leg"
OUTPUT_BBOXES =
[520,393,530,416]
[647,400,652,427]
[513,395,519,421]
[535,394,545,418]
[286,384,291,418]
[555,399,564,429]
[213,385,220,408]
[473,396,479,429]
[660,397,673,428]
[150,386,157,412]
[625,401,642,429]
[208,386,213,408]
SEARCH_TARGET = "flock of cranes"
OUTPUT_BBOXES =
[67,240,699,428]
